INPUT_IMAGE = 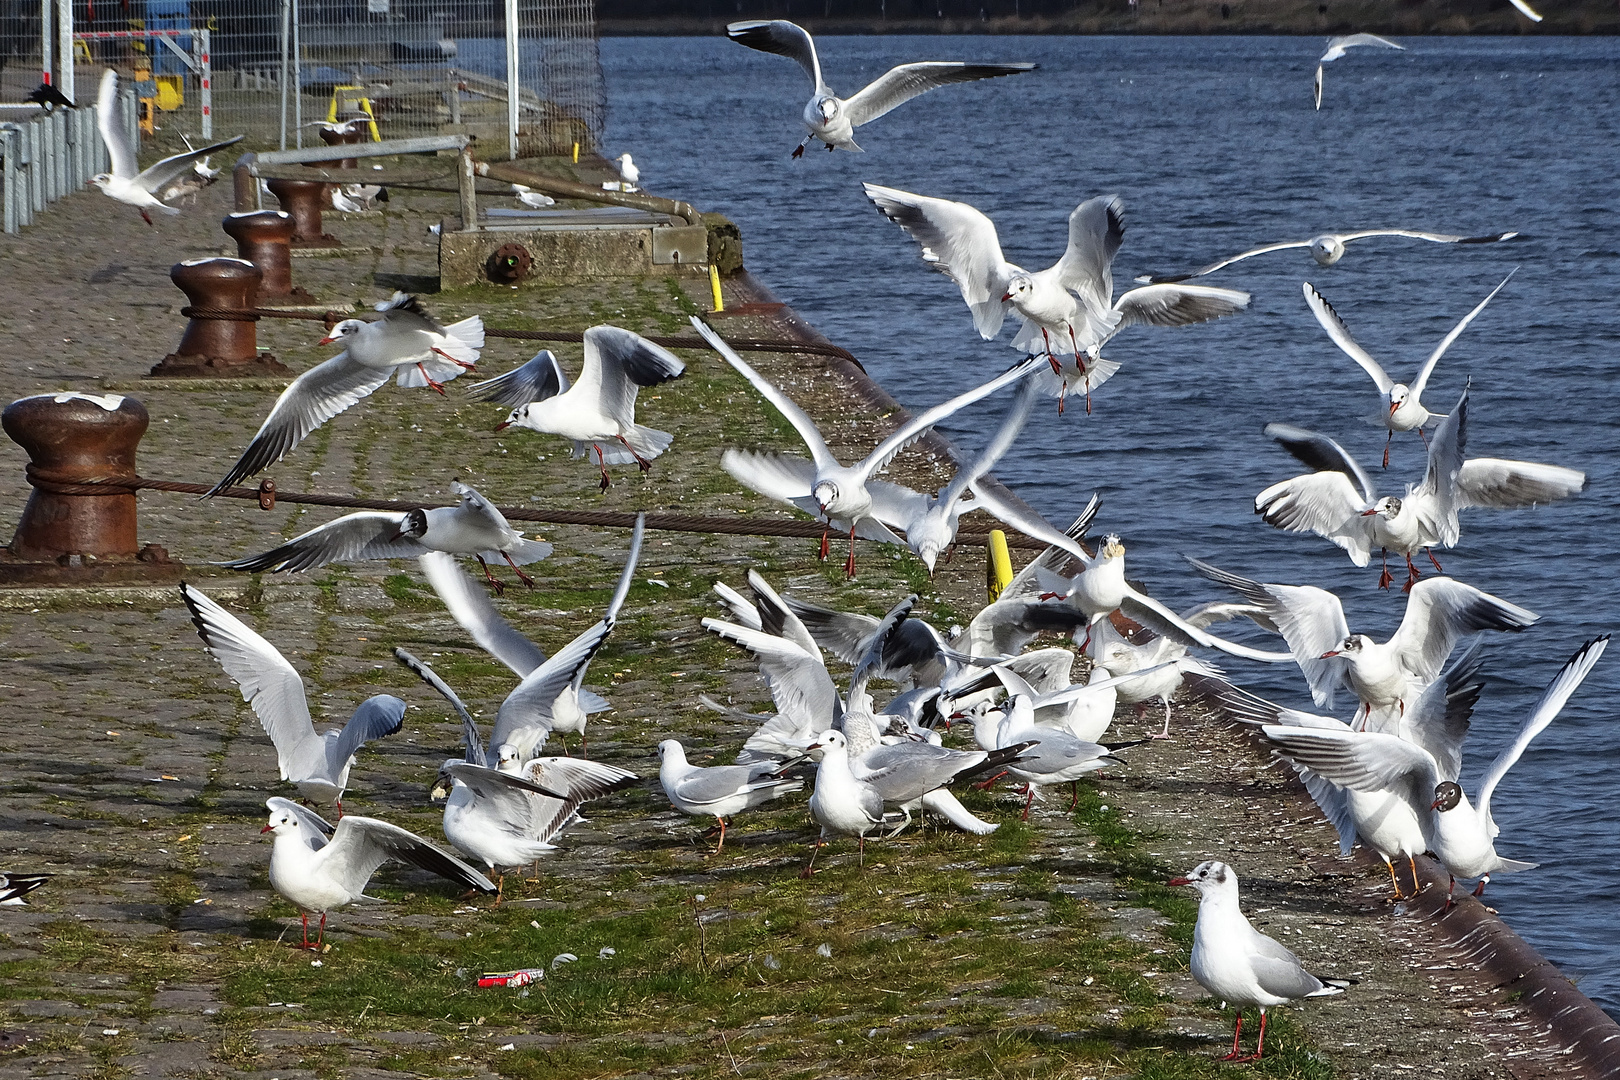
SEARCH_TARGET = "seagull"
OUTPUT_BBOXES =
[474,327,686,492]
[1262,637,1606,902]
[183,583,405,812]
[89,69,243,224]
[1303,273,1512,465]
[1255,391,1586,589]
[220,480,551,592]
[1189,558,1539,718]
[207,294,485,494]
[726,20,1035,157]
[1314,33,1405,110]
[1171,860,1350,1061]
[419,516,644,759]
[970,694,1128,819]
[965,484,1292,666]
[510,183,555,208]
[1087,611,1233,738]
[802,729,890,876]
[1506,0,1544,21]
[699,316,1041,575]
[0,872,52,905]
[657,740,804,853]
[152,136,223,206]
[1138,227,1518,284]
[331,187,365,213]
[262,797,495,949]
[1206,643,1486,898]
[864,185,1249,413]
[615,153,640,191]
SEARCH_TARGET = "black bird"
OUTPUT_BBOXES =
[27,84,75,110]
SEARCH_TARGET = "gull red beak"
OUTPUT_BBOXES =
[260,824,274,833]
[805,743,822,752]
[493,421,511,432]
[1000,291,1014,303]
[1167,876,1192,886]
[1320,650,1341,659]
[317,335,337,346]
[1360,508,1380,516]
[1389,401,1400,416]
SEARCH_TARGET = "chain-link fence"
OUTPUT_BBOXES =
[1,0,604,157]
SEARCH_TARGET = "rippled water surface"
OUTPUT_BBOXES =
[598,33,1620,1013]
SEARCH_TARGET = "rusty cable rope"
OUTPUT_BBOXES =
[25,473,1049,550]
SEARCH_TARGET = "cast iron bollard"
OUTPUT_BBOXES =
[149,258,290,378]
[0,393,179,583]
[223,211,312,302]
[317,123,365,169]
[267,177,341,248]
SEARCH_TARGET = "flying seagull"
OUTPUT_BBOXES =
[90,69,243,224]
[1314,33,1405,110]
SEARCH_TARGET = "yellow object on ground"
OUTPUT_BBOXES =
[328,87,381,140]
[137,98,156,136]
[986,529,1013,602]
[154,75,183,111]
[572,142,580,163]
[709,265,723,312]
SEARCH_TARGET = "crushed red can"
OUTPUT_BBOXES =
[477,968,545,988]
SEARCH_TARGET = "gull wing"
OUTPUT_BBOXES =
[220,511,423,573]
[703,617,842,728]
[862,183,1017,339]
[726,19,823,92]
[939,378,1037,515]
[328,696,407,778]
[1114,590,1295,666]
[1054,194,1124,311]
[1410,270,1513,399]
[844,61,1037,128]
[1476,637,1606,826]
[855,356,1042,483]
[1261,727,1438,801]
[394,647,488,767]
[324,811,497,895]
[1506,0,1543,20]
[1410,389,1468,546]
[96,69,138,180]
[695,317,837,471]
[1394,640,1486,783]
[1335,227,1515,245]
[1141,239,1311,284]
[418,551,546,678]
[967,479,1094,571]
[183,584,325,784]
[578,326,685,428]
[848,595,920,702]
[134,136,245,198]
[746,570,826,663]
[1455,458,1587,509]
[1321,34,1405,62]
[1250,948,1329,1002]
[466,349,569,406]
[1301,283,1393,395]
[1262,422,1377,504]
[208,352,389,494]
[1109,283,1249,332]
[1391,577,1539,685]
[1254,472,1376,566]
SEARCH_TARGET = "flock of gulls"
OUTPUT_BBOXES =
[43,18,1588,1063]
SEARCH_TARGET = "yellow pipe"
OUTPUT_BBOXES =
[709,265,724,313]
[986,529,1013,602]
[572,142,580,164]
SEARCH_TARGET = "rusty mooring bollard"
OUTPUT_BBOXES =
[317,123,365,169]
[149,258,290,378]
[223,210,313,302]
[0,393,180,583]
[267,177,341,248]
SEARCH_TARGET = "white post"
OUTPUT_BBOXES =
[197,28,212,139]
[39,0,52,87]
[504,0,519,160]
[292,0,302,148]
[278,0,291,149]
[55,0,72,103]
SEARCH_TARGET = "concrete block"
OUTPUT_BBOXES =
[438,218,709,287]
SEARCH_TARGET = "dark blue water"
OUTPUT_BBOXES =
[599,34,1620,1013]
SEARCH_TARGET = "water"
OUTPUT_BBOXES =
[599,34,1620,1013]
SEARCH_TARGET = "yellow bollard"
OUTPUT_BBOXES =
[986,529,1013,603]
[709,264,724,313]
[572,142,580,164]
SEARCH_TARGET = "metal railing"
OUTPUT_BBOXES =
[0,88,134,235]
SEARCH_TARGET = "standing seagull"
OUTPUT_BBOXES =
[1171,860,1350,1061]
[1314,34,1405,110]
[220,480,551,592]
[207,294,484,494]
[475,327,686,491]
[864,184,1248,412]
[726,20,1035,157]
[262,797,495,949]
[183,584,406,813]
[802,729,889,876]
[658,740,804,854]
[698,316,1040,575]
[1302,273,1512,465]
[90,69,242,224]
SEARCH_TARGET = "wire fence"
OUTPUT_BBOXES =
[3,0,605,157]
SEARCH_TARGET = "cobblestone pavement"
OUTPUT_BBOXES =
[0,163,1567,1079]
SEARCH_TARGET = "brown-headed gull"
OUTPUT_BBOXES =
[1170,860,1349,1061]
[208,294,484,494]
[474,327,686,491]
[183,584,405,812]
[726,20,1035,157]
[220,480,551,591]
[864,184,1248,413]
[1313,33,1405,110]
[1139,227,1517,284]
[1190,558,1538,718]
[262,797,495,947]
[698,315,1040,575]
[658,740,804,853]
[1262,637,1605,903]
[1206,643,1486,898]
[418,516,644,759]
[90,69,242,224]
[1303,272,1512,466]
[1255,390,1585,589]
